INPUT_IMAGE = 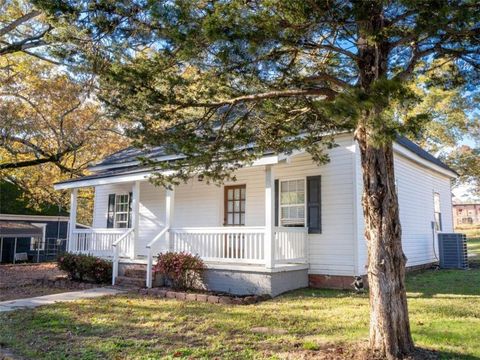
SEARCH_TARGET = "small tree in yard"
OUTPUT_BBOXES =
[35,1,480,358]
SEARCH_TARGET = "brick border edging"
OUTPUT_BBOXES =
[139,288,271,305]
[33,278,101,290]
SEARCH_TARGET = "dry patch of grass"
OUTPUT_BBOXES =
[0,240,478,359]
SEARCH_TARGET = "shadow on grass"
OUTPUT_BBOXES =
[406,238,480,299]
[437,351,480,360]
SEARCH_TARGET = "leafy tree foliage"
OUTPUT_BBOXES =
[0,54,128,222]
[33,1,480,358]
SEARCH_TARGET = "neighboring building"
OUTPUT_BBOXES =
[54,134,456,295]
[0,214,69,263]
[453,203,480,226]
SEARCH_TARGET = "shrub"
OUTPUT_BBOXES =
[58,253,112,284]
[154,252,205,290]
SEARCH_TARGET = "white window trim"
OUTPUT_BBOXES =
[30,223,47,250]
[113,193,130,229]
[433,192,442,231]
[278,178,307,227]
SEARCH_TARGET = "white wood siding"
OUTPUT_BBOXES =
[91,134,453,276]
[91,134,357,275]
[355,146,454,275]
[274,135,356,276]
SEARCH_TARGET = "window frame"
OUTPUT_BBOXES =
[278,178,307,228]
[224,184,246,226]
[113,193,130,229]
[30,223,47,250]
[433,192,442,231]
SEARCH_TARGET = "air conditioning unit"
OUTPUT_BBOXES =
[438,233,468,269]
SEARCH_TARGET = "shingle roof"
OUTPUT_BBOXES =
[395,135,456,174]
[94,146,168,167]
[56,135,455,187]
[0,221,43,237]
[54,165,152,186]
[92,135,455,172]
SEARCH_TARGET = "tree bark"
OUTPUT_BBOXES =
[355,125,415,359]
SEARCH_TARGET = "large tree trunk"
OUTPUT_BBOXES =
[355,125,415,359]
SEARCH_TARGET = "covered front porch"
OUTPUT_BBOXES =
[59,163,311,289]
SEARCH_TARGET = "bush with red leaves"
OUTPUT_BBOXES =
[154,252,205,290]
[58,253,112,283]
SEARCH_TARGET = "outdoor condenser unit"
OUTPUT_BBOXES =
[438,233,469,270]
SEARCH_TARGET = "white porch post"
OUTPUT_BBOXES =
[165,187,175,251]
[264,165,275,269]
[131,181,140,258]
[68,188,78,252]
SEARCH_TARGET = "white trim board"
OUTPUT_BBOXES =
[54,156,282,190]
[0,214,70,222]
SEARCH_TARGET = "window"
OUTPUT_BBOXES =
[30,237,44,251]
[280,179,305,226]
[30,223,46,250]
[114,194,130,228]
[434,192,442,231]
[224,185,246,226]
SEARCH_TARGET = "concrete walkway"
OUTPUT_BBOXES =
[0,287,125,312]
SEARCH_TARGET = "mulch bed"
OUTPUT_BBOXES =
[0,263,100,301]
[0,263,65,288]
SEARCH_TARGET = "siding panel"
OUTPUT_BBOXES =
[355,148,454,274]
[91,134,357,276]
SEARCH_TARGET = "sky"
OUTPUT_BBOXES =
[451,134,479,202]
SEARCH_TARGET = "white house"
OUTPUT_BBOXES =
[54,133,456,295]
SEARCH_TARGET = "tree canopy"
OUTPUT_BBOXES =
[18,1,480,357]
[35,0,480,186]
[0,1,130,218]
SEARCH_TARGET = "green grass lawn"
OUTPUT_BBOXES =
[1,239,479,360]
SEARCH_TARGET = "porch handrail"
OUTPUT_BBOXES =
[146,226,170,288]
[73,228,127,234]
[171,226,265,234]
[112,228,135,285]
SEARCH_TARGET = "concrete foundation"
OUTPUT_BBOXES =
[309,262,438,290]
[204,268,309,296]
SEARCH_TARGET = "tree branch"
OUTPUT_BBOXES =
[302,41,360,61]
[176,88,338,109]
[0,25,50,56]
[302,73,352,89]
[0,10,41,37]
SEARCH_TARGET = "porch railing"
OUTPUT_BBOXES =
[171,227,266,264]
[112,228,135,285]
[274,227,308,264]
[169,226,308,265]
[70,228,133,258]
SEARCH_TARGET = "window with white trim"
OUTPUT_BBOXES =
[30,237,44,251]
[30,223,46,250]
[434,192,442,231]
[114,194,130,228]
[280,179,305,226]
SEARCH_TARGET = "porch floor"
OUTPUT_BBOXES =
[118,256,309,273]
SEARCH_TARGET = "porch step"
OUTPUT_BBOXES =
[115,276,145,288]
[124,268,147,279]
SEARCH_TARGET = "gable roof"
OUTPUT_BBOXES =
[394,136,456,174]
[91,135,456,173]
[54,134,456,189]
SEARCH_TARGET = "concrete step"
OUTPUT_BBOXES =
[124,268,147,278]
[115,276,145,288]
